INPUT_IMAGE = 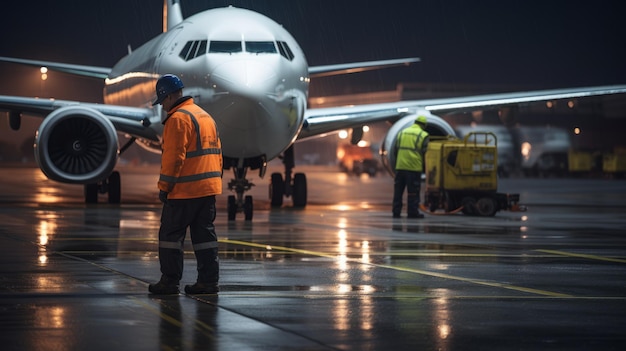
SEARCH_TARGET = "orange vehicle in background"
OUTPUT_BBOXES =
[337,142,380,176]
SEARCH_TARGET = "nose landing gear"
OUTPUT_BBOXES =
[227,167,254,221]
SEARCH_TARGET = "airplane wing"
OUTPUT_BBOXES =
[0,95,159,140]
[300,84,626,139]
[0,56,111,79]
[308,58,420,78]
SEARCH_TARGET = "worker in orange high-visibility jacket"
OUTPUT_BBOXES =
[148,74,223,295]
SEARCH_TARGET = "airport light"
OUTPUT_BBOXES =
[521,142,532,161]
[40,66,48,81]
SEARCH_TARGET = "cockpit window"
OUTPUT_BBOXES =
[179,40,207,61]
[209,41,242,54]
[204,40,295,59]
[245,41,277,54]
[277,41,294,61]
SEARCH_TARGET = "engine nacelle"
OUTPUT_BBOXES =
[35,106,119,184]
[380,112,457,176]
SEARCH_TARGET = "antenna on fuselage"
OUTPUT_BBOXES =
[163,0,184,32]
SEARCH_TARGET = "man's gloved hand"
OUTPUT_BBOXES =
[159,190,169,204]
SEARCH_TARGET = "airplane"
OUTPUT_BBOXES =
[1,0,626,220]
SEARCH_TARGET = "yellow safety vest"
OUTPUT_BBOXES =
[395,123,429,171]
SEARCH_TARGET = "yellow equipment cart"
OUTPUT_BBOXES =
[422,132,524,216]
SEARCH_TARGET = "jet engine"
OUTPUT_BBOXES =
[380,112,456,176]
[34,106,119,184]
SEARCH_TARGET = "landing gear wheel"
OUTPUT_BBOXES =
[244,195,253,221]
[461,197,476,215]
[270,173,284,207]
[476,197,497,217]
[107,171,121,204]
[227,195,237,221]
[292,173,307,207]
[84,183,98,204]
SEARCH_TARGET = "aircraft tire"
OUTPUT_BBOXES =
[107,171,121,204]
[85,184,98,203]
[270,173,284,207]
[292,173,307,207]
[227,195,237,220]
[244,195,253,221]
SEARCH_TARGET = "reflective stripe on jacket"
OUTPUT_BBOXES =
[394,123,429,172]
[158,98,223,199]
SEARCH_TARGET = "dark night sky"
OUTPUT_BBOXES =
[0,0,624,100]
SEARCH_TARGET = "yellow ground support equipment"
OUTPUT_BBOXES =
[422,132,525,216]
[602,153,626,174]
[568,151,594,173]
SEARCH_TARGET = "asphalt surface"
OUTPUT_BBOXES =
[0,164,625,350]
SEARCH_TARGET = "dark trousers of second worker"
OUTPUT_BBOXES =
[392,170,422,217]
[158,195,219,284]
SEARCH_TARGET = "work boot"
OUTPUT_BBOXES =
[184,282,219,295]
[148,278,179,295]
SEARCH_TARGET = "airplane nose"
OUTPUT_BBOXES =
[211,60,277,96]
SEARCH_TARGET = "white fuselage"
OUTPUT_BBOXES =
[103,7,309,163]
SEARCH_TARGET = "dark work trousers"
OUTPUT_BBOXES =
[392,170,422,216]
[158,195,219,284]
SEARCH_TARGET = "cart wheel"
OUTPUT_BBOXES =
[461,197,476,215]
[475,197,497,217]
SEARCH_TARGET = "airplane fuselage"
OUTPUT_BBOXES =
[103,7,309,166]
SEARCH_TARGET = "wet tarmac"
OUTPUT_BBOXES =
[0,164,625,350]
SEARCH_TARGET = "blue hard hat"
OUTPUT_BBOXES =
[152,74,184,105]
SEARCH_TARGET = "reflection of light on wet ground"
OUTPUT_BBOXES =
[333,298,349,330]
[36,276,62,292]
[38,251,48,265]
[360,240,371,265]
[35,184,63,203]
[330,202,376,211]
[429,263,450,271]
[36,211,58,266]
[35,306,66,329]
[433,289,452,350]
[360,294,374,331]
[338,218,347,229]
[337,229,348,271]
[331,204,352,211]
[520,215,529,234]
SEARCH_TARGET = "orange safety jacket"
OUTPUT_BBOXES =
[158,97,223,199]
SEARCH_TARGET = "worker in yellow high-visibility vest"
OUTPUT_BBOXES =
[392,115,429,218]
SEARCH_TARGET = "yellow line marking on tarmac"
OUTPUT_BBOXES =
[536,249,626,263]
[131,297,216,338]
[221,239,572,298]
[131,297,184,326]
